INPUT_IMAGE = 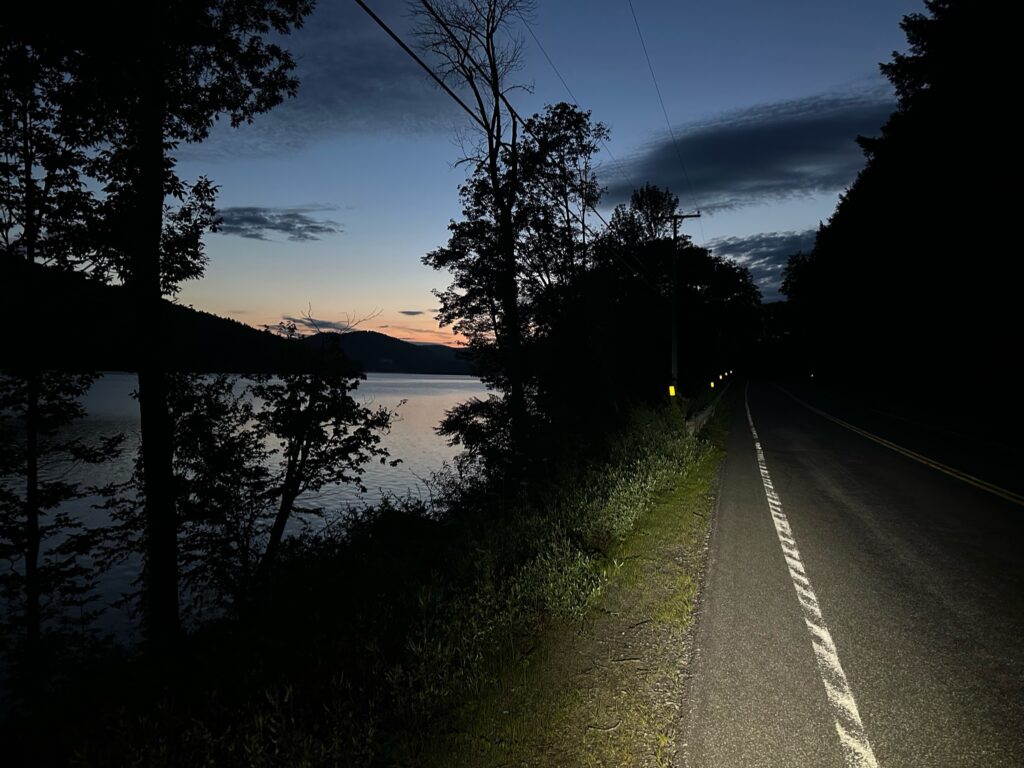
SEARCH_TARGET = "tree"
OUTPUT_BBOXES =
[414,0,533,477]
[0,23,117,669]
[620,183,680,243]
[158,374,271,614]
[517,103,607,305]
[676,247,761,385]
[41,0,316,646]
[591,185,760,400]
[0,374,121,672]
[515,103,608,426]
[781,0,1010,410]
[101,360,396,618]
[424,102,608,475]
[251,369,395,575]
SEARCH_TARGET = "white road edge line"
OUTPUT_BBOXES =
[745,382,881,768]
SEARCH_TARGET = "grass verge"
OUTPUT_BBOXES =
[2,406,725,767]
[427,412,726,766]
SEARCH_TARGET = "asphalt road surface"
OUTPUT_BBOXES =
[681,380,1024,767]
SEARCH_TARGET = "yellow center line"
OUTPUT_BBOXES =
[775,385,1024,508]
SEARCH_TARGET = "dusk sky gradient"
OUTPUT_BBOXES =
[174,0,921,342]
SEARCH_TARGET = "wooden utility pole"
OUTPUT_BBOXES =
[670,211,701,395]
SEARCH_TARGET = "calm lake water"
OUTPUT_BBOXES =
[75,371,486,506]
[27,372,486,640]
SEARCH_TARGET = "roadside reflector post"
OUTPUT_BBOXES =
[669,384,676,397]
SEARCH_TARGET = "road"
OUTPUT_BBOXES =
[681,380,1024,767]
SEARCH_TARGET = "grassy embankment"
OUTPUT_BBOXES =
[432,409,725,766]
[5,401,725,767]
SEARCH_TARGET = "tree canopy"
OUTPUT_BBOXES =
[781,0,1012,410]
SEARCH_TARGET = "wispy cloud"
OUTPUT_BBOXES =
[398,310,427,316]
[608,88,895,210]
[708,229,816,302]
[217,205,342,241]
[384,324,456,344]
[188,0,461,156]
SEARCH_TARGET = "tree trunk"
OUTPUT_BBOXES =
[494,119,526,485]
[262,486,298,575]
[134,48,179,648]
[24,371,41,656]
[21,95,41,663]
[261,442,303,574]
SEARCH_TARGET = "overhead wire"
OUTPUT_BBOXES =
[352,0,487,132]
[513,13,657,284]
[354,0,664,296]
[625,0,707,246]
[516,12,639,195]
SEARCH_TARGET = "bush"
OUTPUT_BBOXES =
[5,405,711,767]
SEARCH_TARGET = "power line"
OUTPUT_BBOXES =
[516,12,639,196]
[518,13,579,105]
[352,0,486,133]
[354,0,662,295]
[626,0,706,245]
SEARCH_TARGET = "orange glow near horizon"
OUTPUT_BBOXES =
[229,309,467,348]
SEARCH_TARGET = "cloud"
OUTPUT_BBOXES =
[708,229,816,302]
[385,324,455,343]
[188,0,461,156]
[398,310,427,316]
[608,89,895,211]
[217,205,342,241]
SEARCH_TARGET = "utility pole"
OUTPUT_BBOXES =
[670,211,701,396]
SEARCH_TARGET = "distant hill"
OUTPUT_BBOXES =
[305,331,471,375]
[1,265,472,375]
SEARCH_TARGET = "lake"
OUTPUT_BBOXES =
[26,372,487,640]
[73,371,487,506]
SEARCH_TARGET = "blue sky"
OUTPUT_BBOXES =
[175,0,922,342]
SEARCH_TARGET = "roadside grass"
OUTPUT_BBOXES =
[428,413,726,766]
[3,406,725,767]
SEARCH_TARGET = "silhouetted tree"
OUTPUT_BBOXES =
[425,102,607,474]
[113,369,393,618]
[677,246,761,384]
[620,183,680,242]
[251,369,395,575]
[0,26,121,670]
[592,185,760,400]
[47,0,316,646]
[516,104,609,427]
[414,0,533,478]
[0,374,121,667]
[0,35,96,276]
[163,374,271,613]
[782,0,1011,410]
[517,103,607,302]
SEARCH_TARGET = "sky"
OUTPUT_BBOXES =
[175,0,922,343]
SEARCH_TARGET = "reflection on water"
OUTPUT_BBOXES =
[33,372,485,640]
[73,372,485,506]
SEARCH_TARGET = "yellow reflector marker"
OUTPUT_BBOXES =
[710,381,715,389]
[668,385,676,397]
